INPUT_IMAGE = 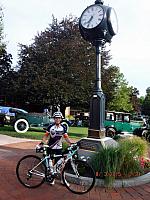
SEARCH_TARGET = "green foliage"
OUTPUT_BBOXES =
[6,15,132,112]
[139,96,145,105]
[92,136,148,187]
[92,146,124,187]
[118,137,148,178]
[15,16,96,109]
[142,87,150,116]
[0,13,138,112]
[0,6,13,98]
[119,136,148,158]
[108,73,133,112]
[130,87,140,113]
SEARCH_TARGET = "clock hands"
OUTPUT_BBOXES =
[81,6,104,29]
[87,16,93,24]
[83,15,94,27]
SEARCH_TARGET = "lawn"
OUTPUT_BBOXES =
[0,126,88,140]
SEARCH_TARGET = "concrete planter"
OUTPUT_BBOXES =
[95,172,150,187]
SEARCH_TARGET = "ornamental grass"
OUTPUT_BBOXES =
[92,136,149,187]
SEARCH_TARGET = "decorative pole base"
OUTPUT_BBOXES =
[88,90,106,139]
[88,128,105,139]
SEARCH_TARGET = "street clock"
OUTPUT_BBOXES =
[79,0,118,44]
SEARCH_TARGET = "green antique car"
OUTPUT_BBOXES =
[104,111,146,137]
[9,108,69,133]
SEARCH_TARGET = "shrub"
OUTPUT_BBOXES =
[92,136,149,187]
[118,136,148,178]
[118,136,148,158]
[92,146,124,187]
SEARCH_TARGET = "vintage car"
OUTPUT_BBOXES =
[9,107,69,133]
[104,111,147,137]
[72,111,147,138]
[0,106,69,133]
[0,106,28,126]
[0,113,5,126]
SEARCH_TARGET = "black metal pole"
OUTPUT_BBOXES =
[88,43,105,138]
[95,45,102,92]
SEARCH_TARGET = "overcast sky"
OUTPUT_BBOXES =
[0,0,150,96]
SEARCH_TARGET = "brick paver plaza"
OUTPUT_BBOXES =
[0,141,150,200]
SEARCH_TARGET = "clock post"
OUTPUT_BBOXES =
[78,0,118,157]
[88,39,105,139]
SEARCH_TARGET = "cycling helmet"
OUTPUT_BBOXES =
[53,111,63,118]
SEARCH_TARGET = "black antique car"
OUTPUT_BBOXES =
[0,113,5,126]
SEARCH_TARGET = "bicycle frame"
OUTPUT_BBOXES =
[29,145,79,178]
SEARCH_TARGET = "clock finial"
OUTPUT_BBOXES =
[95,0,104,4]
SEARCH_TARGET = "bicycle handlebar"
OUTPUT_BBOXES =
[36,143,79,153]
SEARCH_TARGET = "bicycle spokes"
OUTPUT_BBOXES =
[62,160,95,194]
[16,155,46,188]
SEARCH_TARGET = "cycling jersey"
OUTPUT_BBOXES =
[46,124,68,149]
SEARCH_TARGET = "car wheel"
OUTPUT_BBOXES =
[14,119,29,133]
[141,130,148,139]
[106,127,116,138]
[146,133,150,142]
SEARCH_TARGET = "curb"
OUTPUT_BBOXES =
[95,172,150,187]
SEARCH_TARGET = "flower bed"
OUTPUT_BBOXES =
[91,136,150,187]
[140,157,150,173]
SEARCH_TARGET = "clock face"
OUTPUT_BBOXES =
[81,5,104,29]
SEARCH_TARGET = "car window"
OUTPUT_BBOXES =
[0,107,11,114]
[16,108,28,113]
[106,112,114,121]
[124,115,130,123]
[0,107,28,116]
[116,114,122,122]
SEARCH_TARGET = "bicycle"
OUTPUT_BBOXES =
[16,143,95,194]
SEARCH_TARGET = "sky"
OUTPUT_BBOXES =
[0,0,150,97]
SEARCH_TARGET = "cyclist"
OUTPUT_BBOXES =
[39,111,72,185]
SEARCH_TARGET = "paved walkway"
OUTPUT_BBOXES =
[0,140,150,200]
[0,134,37,145]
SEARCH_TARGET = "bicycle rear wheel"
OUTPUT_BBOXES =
[16,155,46,188]
[62,159,95,194]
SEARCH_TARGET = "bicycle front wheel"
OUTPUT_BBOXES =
[16,155,46,188]
[62,159,95,194]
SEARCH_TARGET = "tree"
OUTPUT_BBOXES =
[15,16,114,112]
[0,7,13,104]
[142,87,150,116]
[107,71,133,112]
[0,7,4,49]
[139,96,144,105]
[14,16,135,113]
[130,87,140,113]
[0,48,13,92]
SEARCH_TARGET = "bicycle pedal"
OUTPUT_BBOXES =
[46,175,54,182]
